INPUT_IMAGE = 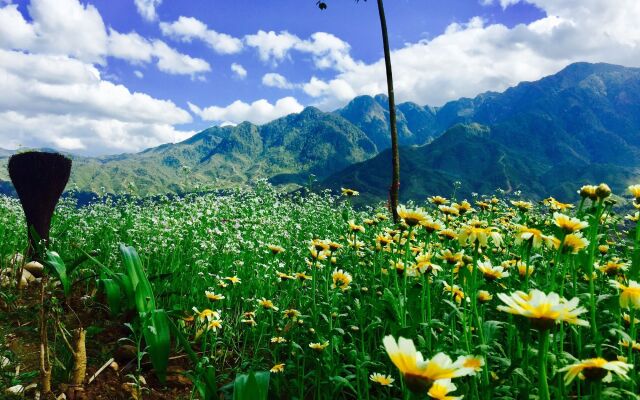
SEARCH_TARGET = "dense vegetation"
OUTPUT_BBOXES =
[2,180,640,399]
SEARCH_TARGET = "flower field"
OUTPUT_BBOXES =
[2,181,640,399]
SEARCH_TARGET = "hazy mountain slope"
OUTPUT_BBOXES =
[0,107,377,194]
[337,94,438,149]
[2,62,640,200]
[322,63,640,201]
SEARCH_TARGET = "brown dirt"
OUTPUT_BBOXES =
[1,282,195,400]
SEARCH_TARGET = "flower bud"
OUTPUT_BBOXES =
[596,183,611,199]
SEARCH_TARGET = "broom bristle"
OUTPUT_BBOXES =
[8,152,72,258]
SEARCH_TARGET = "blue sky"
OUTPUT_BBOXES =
[1,0,639,154]
[95,0,544,114]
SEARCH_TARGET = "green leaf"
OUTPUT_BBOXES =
[120,243,143,289]
[120,244,155,313]
[100,278,121,316]
[329,376,356,393]
[483,320,504,344]
[142,309,171,383]
[233,371,270,400]
[169,319,217,398]
[44,250,70,297]
[114,273,135,310]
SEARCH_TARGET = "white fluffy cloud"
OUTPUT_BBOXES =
[244,30,300,64]
[244,30,357,72]
[151,40,210,76]
[107,29,154,63]
[262,73,294,89]
[296,0,640,108]
[0,5,36,49]
[134,0,162,22]
[231,63,247,79]
[0,0,202,154]
[244,0,640,110]
[188,97,304,125]
[0,0,210,75]
[160,16,243,54]
[0,49,194,154]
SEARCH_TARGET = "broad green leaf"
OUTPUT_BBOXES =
[120,244,155,313]
[101,278,121,316]
[233,371,270,400]
[44,250,70,297]
[114,273,135,311]
[142,309,171,383]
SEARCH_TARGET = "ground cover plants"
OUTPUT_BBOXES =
[1,180,640,399]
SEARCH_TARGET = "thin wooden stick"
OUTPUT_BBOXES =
[88,357,115,384]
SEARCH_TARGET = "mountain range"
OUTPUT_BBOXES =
[2,62,640,202]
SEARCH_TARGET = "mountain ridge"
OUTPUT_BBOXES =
[2,62,640,201]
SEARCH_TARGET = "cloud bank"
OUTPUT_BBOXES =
[0,0,201,154]
[232,0,640,110]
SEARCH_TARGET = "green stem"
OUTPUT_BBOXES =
[632,220,640,281]
[586,200,604,355]
[538,329,551,400]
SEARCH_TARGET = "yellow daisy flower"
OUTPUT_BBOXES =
[369,372,394,387]
[427,379,463,400]
[578,185,598,200]
[258,298,279,311]
[458,224,502,248]
[511,200,533,212]
[421,218,444,233]
[341,187,359,197]
[416,253,442,275]
[518,263,534,277]
[497,289,588,330]
[515,226,554,248]
[267,244,285,254]
[309,341,329,351]
[628,184,640,201]
[276,271,295,281]
[382,336,478,393]
[553,213,588,233]
[270,363,285,373]
[295,272,312,281]
[397,205,430,227]
[454,200,474,215]
[544,197,574,211]
[620,340,640,352]
[477,290,493,303]
[193,308,220,322]
[559,358,632,384]
[311,238,330,252]
[429,196,448,205]
[331,269,353,291]
[610,280,640,309]
[283,309,301,319]
[443,282,465,305]
[477,260,509,281]
[205,291,225,301]
[596,259,628,276]
[438,229,458,241]
[554,233,589,254]
[348,220,365,233]
[207,319,222,332]
[595,183,611,199]
[439,205,460,217]
[455,355,485,372]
